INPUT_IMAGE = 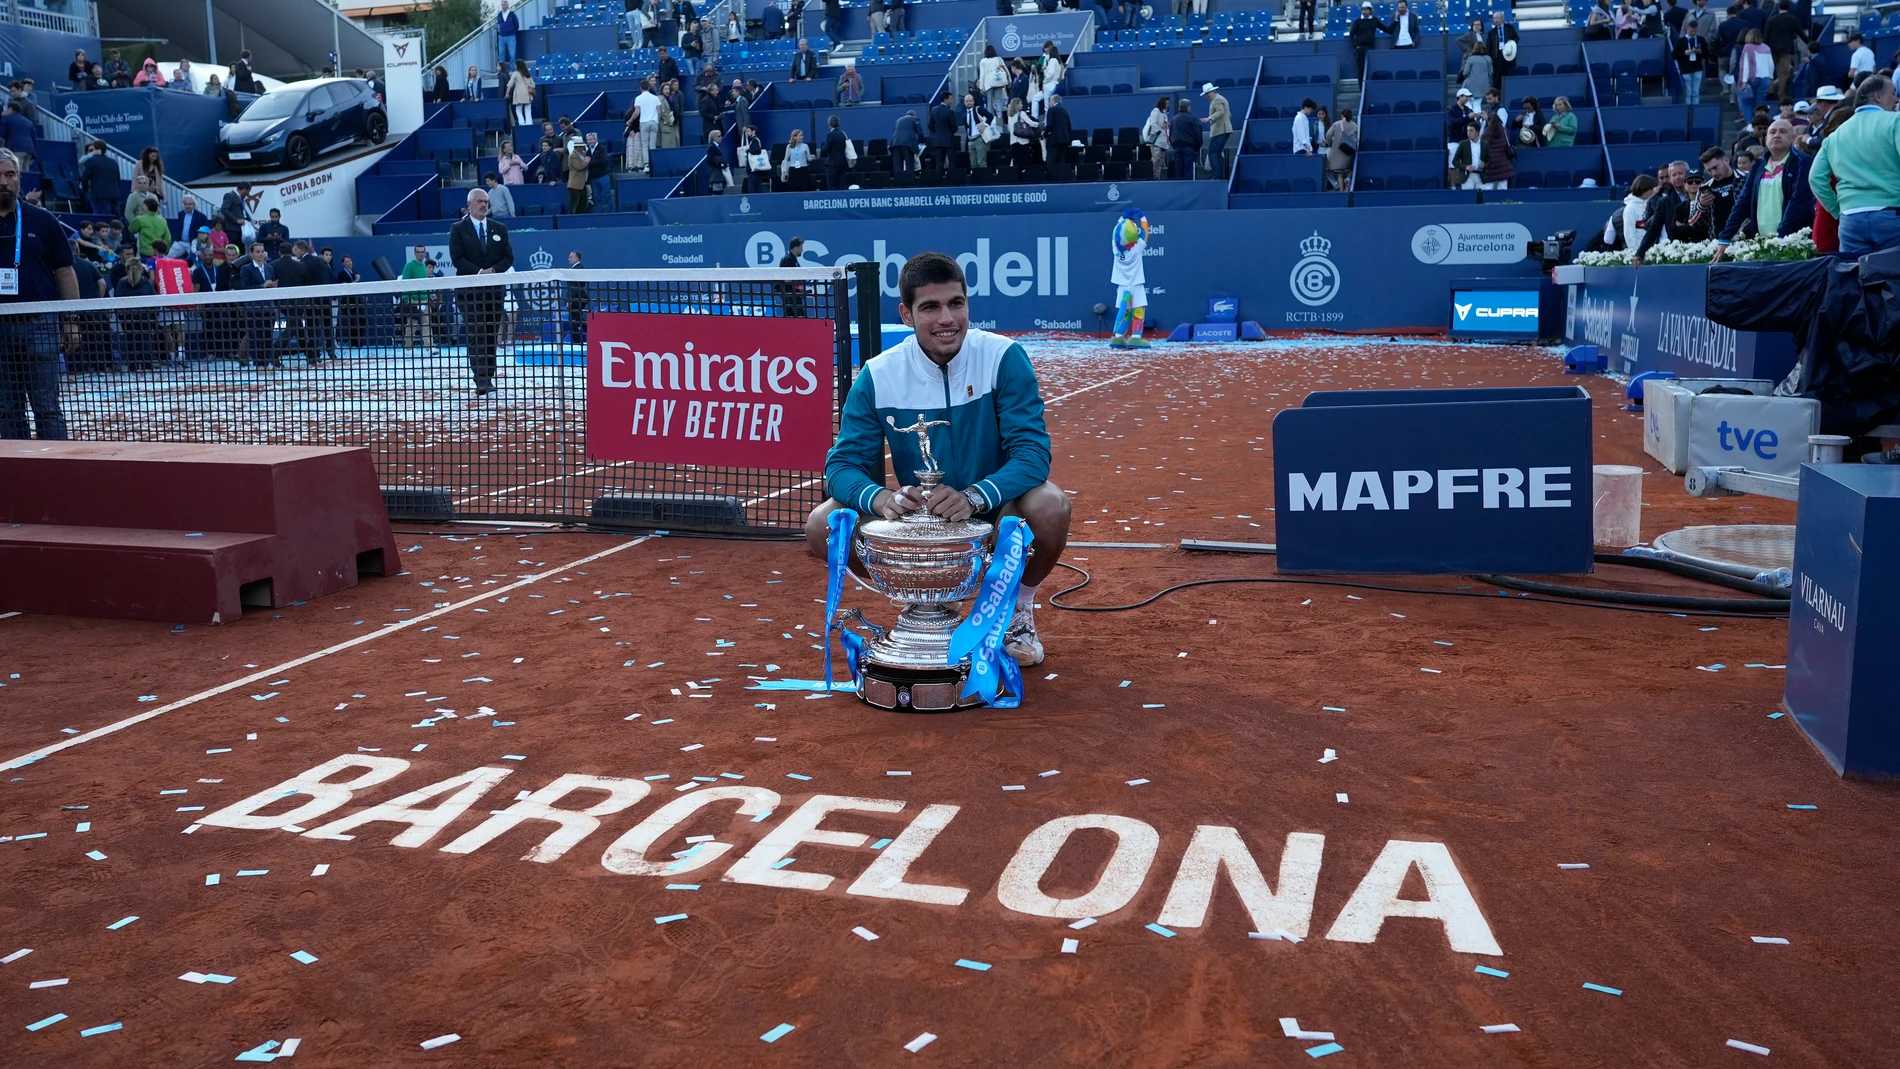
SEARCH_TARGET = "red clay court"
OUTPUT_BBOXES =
[3,338,1893,1067]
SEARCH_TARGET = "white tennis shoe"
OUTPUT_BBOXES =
[1004,603,1044,667]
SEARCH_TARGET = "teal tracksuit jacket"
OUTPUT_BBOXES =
[825,328,1051,514]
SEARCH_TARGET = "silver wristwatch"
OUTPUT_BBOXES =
[963,486,988,513]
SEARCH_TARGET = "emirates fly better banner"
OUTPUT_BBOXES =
[586,312,836,470]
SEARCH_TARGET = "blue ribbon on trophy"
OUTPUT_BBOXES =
[823,506,859,692]
[946,515,1030,708]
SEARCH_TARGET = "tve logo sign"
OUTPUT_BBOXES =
[1273,387,1594,574]
[1716,420,1779,460]
[1452,290,1540,333]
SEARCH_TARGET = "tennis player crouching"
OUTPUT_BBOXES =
[805,251,1071,666]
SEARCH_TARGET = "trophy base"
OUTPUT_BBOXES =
[856,663,987,713]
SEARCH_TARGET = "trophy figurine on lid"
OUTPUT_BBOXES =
[822,416,1033,712]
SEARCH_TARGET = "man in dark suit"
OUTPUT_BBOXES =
[927,90,959,173]
[891,109,921,174]
[790,39,818,81]
[1041,93,1074,171]
[449,186,514,396]
[173,194,211,249]
[271,239,314,364]
[300,241,336,362]
[236,241,281,368]
[820,113,850,189]
[1485,12,1518,88]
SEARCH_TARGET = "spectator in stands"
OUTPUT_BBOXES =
[1447,88,1474,142]
[174,195,210,245]
[728,79,752,136]
[979,45,1009,116]
[237,242,282,367]
[508,61,536,128]
[1200,84,1232,179]
[627,1,652,48]
[1041,92,1073,171]
[1633,0,1662,37]
[1171,99,1200,178]
[269,239,311,363]
[963,92,994,170]
[1848,33,1875,85]
[820,114,849,189]
[930,90,962,171]
[498,140,526,184]
[1663,0,1688,36]
[431,66,452,104]
[166,62,190,91]
[1545,95,1578,146]
[102,50,131,89]
[1631,159,1690,261]
[110,258,159,371]
[1613,1,1638,38]
[203,73,223,96]
[632,80,663,173]
[1689,0,1718,41]
[300,241,335,363]
[220,183,253,236]
[256,208,290,258]
[1608,173,1658,247]
[1480,114,1513,189]
[821,0,843,43]
[463,66,484,103]
[661,79,685,148]
[1451,121,1486,188]
[132,57,165,88]
[706,127,736,193]
[726,9,746,45]
[740,124,768,192]
[781,127,812,188]
[1296,0,1317,37]
[1457,18,1485,62]
[891,108,921,173]
[792,39,819,81]
[1006,99,1041,169]
[497,0,520,67]
[1709,119,1809,257]
[886,0,906,32]
[136,148,164,193]
[1763,0,1802,99]
[1461,42,1494,101]
[699,19,720,60]
[1510,96,1546,148]
[1031,42,1066,120]
[585,132,611,208]
[81,63,109,92]
[1384,0,1422,49]
[483,173,516,217]
[1480,88,1508,130]
[69,49,89,90]
[1734,109,1770,154]
[1699,146,1740,230]
[1293,97,1322,156]
[764,0,786,39]
[0,101,33,175]
[397,244,433,353]
[74,222,107,261]
[696,82,720,141]
[1350,4,1380,78]
[564,137,591,213]
[1325,107,1357,191]
[1141,96,1170,180]
[129,196,170,257]
[1675,20,1707,104]
[1810,76,1900,256]
[1487,12,1518,86]
[838,60,864,105]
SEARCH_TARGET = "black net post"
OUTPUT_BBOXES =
[832,273,853,415]
[851,260,881,380]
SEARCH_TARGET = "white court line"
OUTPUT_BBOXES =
[0,536,653,772]
[453,369,1140,509]
[0,611,19,621]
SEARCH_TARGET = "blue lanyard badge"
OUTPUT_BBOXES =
[947,515,1030,708]
[822,507,858,691]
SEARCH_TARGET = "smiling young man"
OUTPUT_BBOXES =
[805,251,1071,666]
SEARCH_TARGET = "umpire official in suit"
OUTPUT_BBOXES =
[449,186,514,395]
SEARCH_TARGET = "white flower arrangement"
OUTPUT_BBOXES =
[1574,228,1817,267]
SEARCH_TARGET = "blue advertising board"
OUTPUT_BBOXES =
[1786,464,1900,778]
[52,87,228,183]
[326,201,1613,334]
[647,180,1226,224]
[1558,263,1797,383]
[1272,386,1595,574]
[982,14,1094,57]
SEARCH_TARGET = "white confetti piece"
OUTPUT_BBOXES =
[312,864,330,876]
[852,926,879,941]
[1318,749,1337,763]
[1126,778,1149,786]
[1279,1018,1334,1041]
[1,949,32,964]
[1335,793,1349,804]
[1481,1023,1520,1034]
[905,1032,937,1053]
[28,978,68,988]
[1558,863,1590,870]
[1751,936,1789,945]
[420,1034,461,1050]
[1061,938,1079,954]
[1069,917,1096,930]
[1726,1039,1770,1056]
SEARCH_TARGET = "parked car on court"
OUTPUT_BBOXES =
[215,77,388,172]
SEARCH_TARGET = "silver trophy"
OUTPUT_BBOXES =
[836,417,996,712]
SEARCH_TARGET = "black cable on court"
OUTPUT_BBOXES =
[1047,561,1790,619]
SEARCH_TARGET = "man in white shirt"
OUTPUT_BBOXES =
[1291,97,1322,155]
[1384,0,1420,48]
[633,79,663,174]
[1848,34,1875,81]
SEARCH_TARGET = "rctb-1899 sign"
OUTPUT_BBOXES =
[586,312,836,471]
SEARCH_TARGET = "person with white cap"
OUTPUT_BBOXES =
[1349,3,1381,77]
[1200,83,1233,178]
[1447,88,1476,147]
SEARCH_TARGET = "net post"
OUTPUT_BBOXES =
[833,269,855,415]
[851,260,882,373]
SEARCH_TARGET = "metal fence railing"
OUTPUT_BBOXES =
[0,266,864,533]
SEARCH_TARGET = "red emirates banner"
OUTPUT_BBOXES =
[586,311,836,471]
[152,257,193,295]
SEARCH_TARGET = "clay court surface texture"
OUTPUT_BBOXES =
[3,336,1889,1068]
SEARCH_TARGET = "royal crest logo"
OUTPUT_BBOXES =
[739,196,752,214]
[1289,231,1340,307]
[61,101,81,129]
[528,246,555,271]
[1001,23,1022,50]
[1106,183,1121,202]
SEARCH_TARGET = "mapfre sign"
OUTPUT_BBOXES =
[586,312,835,471]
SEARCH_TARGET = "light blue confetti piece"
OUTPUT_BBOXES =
[871,838,893,850]
[692,776,717,783]
[107,916,139,930]
[1768,712,1785,719]
[206,874,220,886]
[751,810,774,823]
[160,789,188,795]
[492,720,515,727]
[719,772,744,780]
[290,950,318,964]
[1475,965,1509,978]
[235,869,269,877]
[235,1039,281,1061]
[60,727,77,734]
[1323,706,1346,712]
[79,1022,122,1037]
[666,884,700,891]
[275,717,289,723]
[26,1013,67,1031]
[137,695,157,702]
[204,974,236,984]
[652,719,674,725]
[206,748,232,754]
[770,858,797,870]
[75,822,90,833]
[1146,923,1177,938]
[14,832,45,840]
[1787,804,1817,810]
[1434,640,1455,646]
[1118,680,1131,687]
[502,755,527,761]
[644,774,670,782]
[787,773,812,781]
[1582,982,1623,996]
[86,850,107,861]
[251,693,278,701]
[954,959,991,971]
[1305,1042,1344,1058]
[760,1023,795,1043]
[655,914,688,925]
[1142,703,1166,709]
